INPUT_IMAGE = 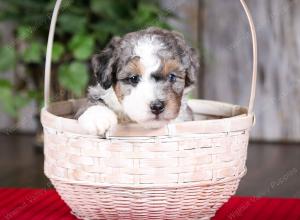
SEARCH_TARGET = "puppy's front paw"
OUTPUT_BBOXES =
[78,105,117,135]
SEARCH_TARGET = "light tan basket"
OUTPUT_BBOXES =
[42,0,257,219]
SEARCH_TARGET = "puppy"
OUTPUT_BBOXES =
[77,27,199,135]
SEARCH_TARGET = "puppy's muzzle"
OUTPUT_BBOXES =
[150,100,165,115]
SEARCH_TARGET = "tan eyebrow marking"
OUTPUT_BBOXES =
[126,56,144,76]
[162,59,180,77]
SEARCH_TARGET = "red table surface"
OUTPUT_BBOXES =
[0,188,299,220]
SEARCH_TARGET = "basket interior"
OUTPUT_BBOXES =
[47,99,248,121]
[42,99,251,137]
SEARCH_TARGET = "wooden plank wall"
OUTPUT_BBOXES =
[201,0,300,142]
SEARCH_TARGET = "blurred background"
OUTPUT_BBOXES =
[0,0,299,198]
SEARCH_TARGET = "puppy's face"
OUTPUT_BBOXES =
[92,27,199,127]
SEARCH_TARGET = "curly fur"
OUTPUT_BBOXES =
[77,27,199,134]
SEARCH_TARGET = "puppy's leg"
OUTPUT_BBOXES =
[78,105,117,135]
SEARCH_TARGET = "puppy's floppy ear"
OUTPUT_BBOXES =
[185,47,199,88]
[171,30,199,88]
[92,37,121,90]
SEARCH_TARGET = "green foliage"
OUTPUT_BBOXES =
[52,42,65,62]
[58,13,88,34]
[0,80,30,118]
[0,46,16,72]
[22,42,45,63]
[58,62,89,96]
[0,0,174,118]
[17,25,33,40]
[68,34,95,61]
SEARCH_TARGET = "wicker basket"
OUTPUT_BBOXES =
[42,0,257,219]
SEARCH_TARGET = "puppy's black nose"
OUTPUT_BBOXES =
[150,100,165,115]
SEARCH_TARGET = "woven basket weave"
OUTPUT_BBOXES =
[42,0,257,219]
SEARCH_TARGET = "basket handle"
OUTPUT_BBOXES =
[44,0,257,114]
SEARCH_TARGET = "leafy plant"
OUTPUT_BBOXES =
[0,0,173,119]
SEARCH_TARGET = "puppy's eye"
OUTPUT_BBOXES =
[168,73,177,83]
[128,75,140,85]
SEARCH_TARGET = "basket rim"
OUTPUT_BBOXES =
[46,168,247,189]
[41,99,254,139]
